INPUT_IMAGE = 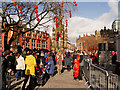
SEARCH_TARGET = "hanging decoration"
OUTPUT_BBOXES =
[73,0,77,6]
[36,14,39,17]
[34,9,38,13]
[13,2,16,6]
[34,5,38,9]
[18,5,20,8]
[69,10,71,18]
[19,8,22,11]
[55,16,59,28]
[34,5,40,21]
[36,18,40,21]
[66,20,68,27]
[20,15,23,17]
[61,0,64,7]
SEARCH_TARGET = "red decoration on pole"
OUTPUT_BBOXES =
[9,11,10,13]
[18,5,20,8]
[34,10,38,13]
[55,16,59,28]
[20,15,23,17]
[19,8,22,11]
[73,0,77,6]
[69,10,71,18]
[75,3,77,6]
[34,5,38,9]
[36,14,39,17]
[13,2,16,6]
[20,11,23,14]
[36,18,40,21]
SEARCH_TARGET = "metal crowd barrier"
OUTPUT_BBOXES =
[108,73,120,90]
[83,56,120,90]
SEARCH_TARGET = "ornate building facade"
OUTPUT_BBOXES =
[52,16,68,51]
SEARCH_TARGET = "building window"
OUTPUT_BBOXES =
[42,41,45,49]
[37,40,41,49]
[32,39,36,49]
[46,39,48,48]
[26,39,30,48]
[26,33,30,36]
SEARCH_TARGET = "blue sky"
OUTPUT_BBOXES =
[76,2,110,19]
[67,0,118,44]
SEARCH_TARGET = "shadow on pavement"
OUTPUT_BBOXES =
[10,79,24,89]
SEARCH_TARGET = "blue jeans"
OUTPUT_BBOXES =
[16,70,24,79]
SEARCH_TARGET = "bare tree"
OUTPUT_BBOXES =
[1,1,76,51]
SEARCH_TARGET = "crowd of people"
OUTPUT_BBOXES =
[3,48,117,89]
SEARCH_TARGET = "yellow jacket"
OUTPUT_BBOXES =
[25,55,37,75]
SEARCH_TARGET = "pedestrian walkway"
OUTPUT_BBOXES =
[36,69,88,89]
[10,70,88,89]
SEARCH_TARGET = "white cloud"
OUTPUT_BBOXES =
[68,0,118,44]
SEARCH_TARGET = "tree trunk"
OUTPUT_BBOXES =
[4,31,10,51]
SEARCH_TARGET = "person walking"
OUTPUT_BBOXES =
[22,51,37,90]
[6,51,16,75]
[16,53,25,81]
[56,51,63,74]
[47,53,55,76]
[72,51,77,69]
[64,54,72,71]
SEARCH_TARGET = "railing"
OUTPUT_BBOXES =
[83,56,120,90]
[108,73,120,90]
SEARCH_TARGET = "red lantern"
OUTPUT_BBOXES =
[36,14,39,17]
[36,18,40,21]
[20,15,23,17]
[34,5,38,9]
[75,3,77,6]
[61,3,63,7]
[14,10,16,12]
[73,1,76,4]
[19,8,22,11]
[55,17,58,19]
[34,10,38,13]
[18,5,20,8]
[9,11,10,13]
[20,11,23,14]
[45,31,47,34]
[69,10,71,18]
[13,2,16,6]
[56,25,59,28]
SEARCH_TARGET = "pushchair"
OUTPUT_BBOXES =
[35,64,49,86]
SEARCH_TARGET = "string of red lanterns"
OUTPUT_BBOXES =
[55,16,59,28]
[61,0,64,7]
[69,10,72,18]
[73,0,77,6]
[34,5,40,21]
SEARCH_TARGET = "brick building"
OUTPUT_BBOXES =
[2,30,51,52]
